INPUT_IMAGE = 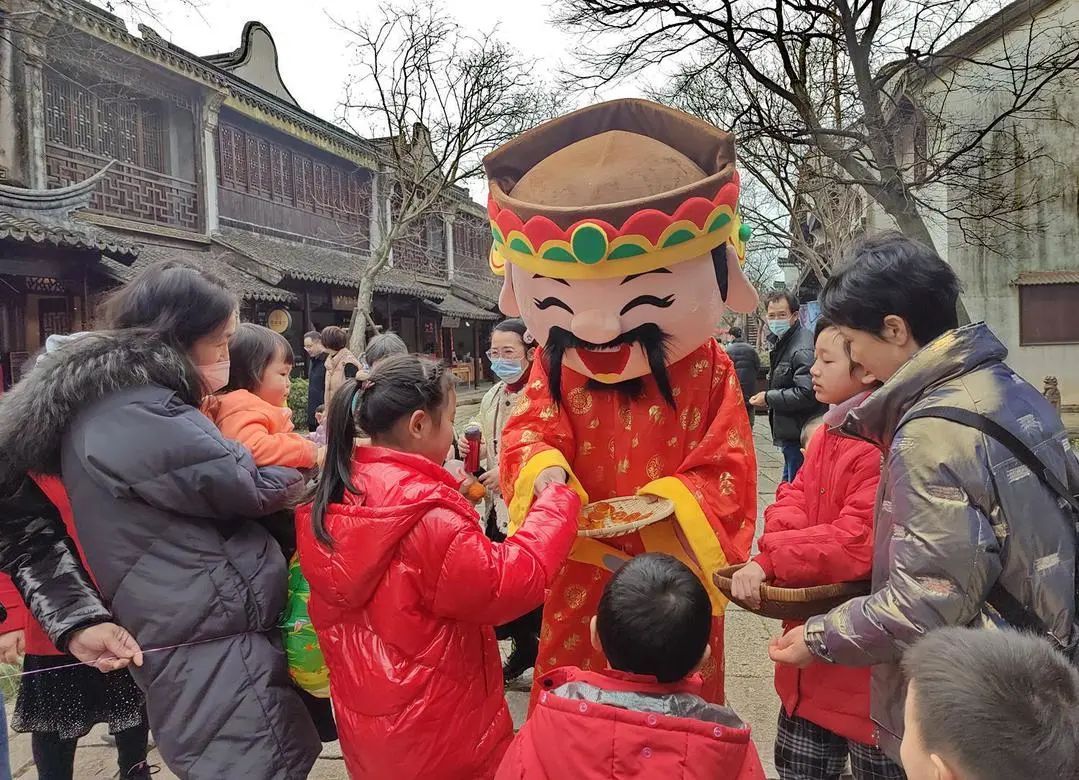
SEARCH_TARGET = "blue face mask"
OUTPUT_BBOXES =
[768,319,792,338]
[490,358,526,382]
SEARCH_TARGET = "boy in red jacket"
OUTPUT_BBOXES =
[498,553,765,780]
[731,318,902,779]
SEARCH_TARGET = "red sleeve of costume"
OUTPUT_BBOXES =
[756,439,880,588]
[423,485,580,625]
[499,354,578,509]
[673,348,757,565]
[0,572,27,635]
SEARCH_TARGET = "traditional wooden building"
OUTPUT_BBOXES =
[0,0,498,387]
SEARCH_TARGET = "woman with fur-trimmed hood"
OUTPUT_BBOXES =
[0,262,321,779]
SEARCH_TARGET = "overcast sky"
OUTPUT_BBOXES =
[121,0,636,128]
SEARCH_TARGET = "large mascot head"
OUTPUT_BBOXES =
[484,99,758,406]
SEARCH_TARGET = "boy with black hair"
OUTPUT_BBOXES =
[497,554,765,779]
[770,232,1079,762]
[901,627,1079,780]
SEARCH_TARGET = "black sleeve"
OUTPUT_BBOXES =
[343,363,359,381]
[0,476,111,649]
[765,347,819,413]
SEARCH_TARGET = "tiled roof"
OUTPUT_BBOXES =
[100,241,295,303]
[214,227,449,299]
[1014,269,1079,286]
[0,212,139,261]
[426,293,499,321]
[451,273,502,309]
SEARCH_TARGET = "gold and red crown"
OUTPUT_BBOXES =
[484,98,751,280]
[489,173,749,280]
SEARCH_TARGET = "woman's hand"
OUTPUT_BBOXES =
[479,468,500,496]
[67,623,144,672]
[731,561,768,609]
[0,629,24,665]
[769,625,814,668]
[457,436,471,458]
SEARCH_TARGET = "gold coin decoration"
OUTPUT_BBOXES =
[568,387,594,415]
[513,394,532,416]
[564,585,587,609]
[646,455,664,481]
[680,407,702,431]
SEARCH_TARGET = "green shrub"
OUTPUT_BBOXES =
[289,377,310,432]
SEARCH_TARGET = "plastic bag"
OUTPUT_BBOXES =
[282,553,331,698]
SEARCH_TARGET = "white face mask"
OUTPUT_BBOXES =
[198,360,231,393]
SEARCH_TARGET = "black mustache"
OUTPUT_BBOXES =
[543,324,676,408]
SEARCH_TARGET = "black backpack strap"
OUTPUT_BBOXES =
[901,406,1079,636]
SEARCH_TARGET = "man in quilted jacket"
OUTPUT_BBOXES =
[770,232,1079,761]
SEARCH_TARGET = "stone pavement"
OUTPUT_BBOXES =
[2,418,785,778]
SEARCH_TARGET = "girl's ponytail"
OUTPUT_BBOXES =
[307,353,454,547]
[309,377,363,546]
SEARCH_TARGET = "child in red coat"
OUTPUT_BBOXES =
[731,318,902,779]
[296,354,580,780]
[498,553,765,780]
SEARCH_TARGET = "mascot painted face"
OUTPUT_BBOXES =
[485,100,758,405]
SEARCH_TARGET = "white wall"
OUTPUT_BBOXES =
[866,0,1079,402]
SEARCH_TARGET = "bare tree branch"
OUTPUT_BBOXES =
[333,0,561,353]
[558,0,1079,291]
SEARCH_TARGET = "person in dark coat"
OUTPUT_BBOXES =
[0,476,145,780]
[724,326,761,424]
[750,292,825,481]
[304,330,327,431]
[0,261,321,780]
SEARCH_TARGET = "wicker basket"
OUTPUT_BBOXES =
[578,495,674,538]
[713,564,871,621]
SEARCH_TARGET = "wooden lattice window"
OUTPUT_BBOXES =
[44,70,199,231]
[215,121,370,225]
[44,71,169,173]
[453,213,492,275]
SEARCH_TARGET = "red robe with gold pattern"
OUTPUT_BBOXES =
[500,339,757,706]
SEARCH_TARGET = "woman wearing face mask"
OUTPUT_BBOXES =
[0,261,320,780]
[457,318,543,683]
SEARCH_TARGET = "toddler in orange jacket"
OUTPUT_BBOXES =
[209,323,320,470]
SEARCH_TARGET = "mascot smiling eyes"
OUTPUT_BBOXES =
[487,99,759,708]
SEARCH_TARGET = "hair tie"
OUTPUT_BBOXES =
[352,379,373,414]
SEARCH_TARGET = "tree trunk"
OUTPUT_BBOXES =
[348,273,377,356]
[872,191,972,325]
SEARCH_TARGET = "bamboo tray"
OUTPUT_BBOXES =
[714,564,871,621]
[578,495,674,538]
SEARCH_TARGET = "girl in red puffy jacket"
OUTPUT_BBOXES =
[296,354,581,780]
[731,318,903,780]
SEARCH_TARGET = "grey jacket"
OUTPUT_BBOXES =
[805,323,1079,758]
[0,332,321,779]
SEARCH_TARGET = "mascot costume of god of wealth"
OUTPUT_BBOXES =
[486,99,760,705]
